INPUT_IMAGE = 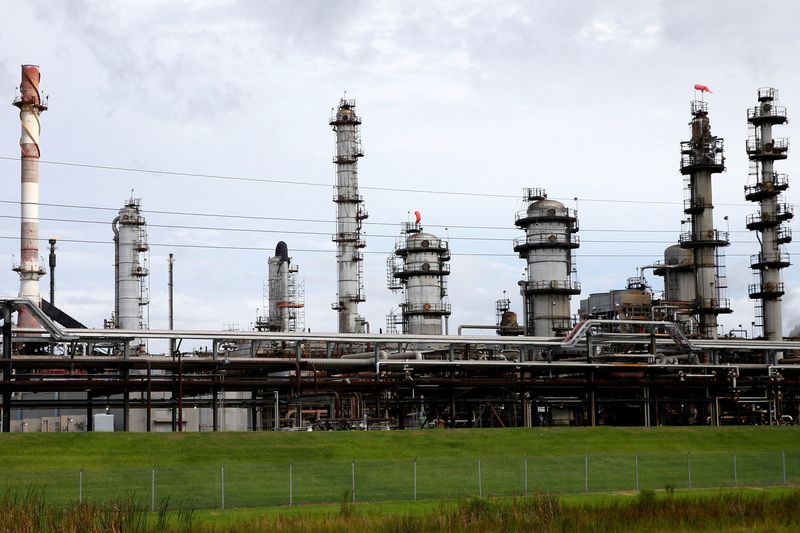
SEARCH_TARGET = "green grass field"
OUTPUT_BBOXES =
[0,427,798,510]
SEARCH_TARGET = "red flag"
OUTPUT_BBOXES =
[694,83,712,93]
[414,210,421,224]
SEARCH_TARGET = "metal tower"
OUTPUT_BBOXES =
[387,221,451,335]
[745,88,793,341]
[330,99,368,333]
[258,241,305,332]
[514,188,580,336]
[12,65,48,328]
[678,98,731,338]
[112,198,149,351]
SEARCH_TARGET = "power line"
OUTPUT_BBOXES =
[0,214,769,245]
[0,235,767,258]
[0,199,756,234]
[0,156,761,207]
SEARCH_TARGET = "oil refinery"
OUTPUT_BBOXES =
[2,65,800,433]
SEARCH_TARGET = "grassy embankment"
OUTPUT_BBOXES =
[0,427,797,509]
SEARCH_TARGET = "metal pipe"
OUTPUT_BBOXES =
[146,359,152,432]
[13,65,47,329]
[112,217,120,327]
[2,304,12,432]
[177,352,183,431]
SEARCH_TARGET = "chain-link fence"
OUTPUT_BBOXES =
[2,451,798,510]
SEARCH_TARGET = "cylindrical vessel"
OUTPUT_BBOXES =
[331,100,367,333]
[514,191,580,337]
[267,242,291,332]
[393,227,451,336]
[678,100,730,339]
[744,88,792,344]
[113,199,149,350]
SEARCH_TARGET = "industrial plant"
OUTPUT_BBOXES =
[2,65,800,433]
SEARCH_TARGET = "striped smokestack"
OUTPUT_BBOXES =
[12,64,47,328]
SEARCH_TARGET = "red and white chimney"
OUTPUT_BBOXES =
[12,64,47,327]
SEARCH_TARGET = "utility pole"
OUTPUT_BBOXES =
[168,253,175,356]
[48,238,56,306]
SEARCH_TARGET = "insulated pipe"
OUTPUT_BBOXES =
[13,65,47,329]
[340,350,388,360]
[112,217,120,327]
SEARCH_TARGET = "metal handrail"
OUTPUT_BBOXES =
[693,298,731,310]
[395,261,450,274]
[513,234,579,247]
[395,236,449,253]
[678,230,729,244]
[750,253,791,267]
[758,87,777,101]
[515,207,577,223]
[524,280,581,292]
[523,187,547,201]
[402,302,451,314]
[746,137,789,154]
[333,187,363,202]
[747,105,787,120]
[749,282,785,296]
[690,100,708,115]
[679,139,725,169]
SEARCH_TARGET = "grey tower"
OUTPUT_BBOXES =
[330,99,368,333]
[678,99,731,338]
[514,188,580,337]
[745,88,793,341]
[387,221,451,335]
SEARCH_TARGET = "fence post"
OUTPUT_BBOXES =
[151,466,156,512]
[413,458,417,501]
[351,459,356,503]
[524,456,528,496]
[79,468,83,503]
[584,455,588,493]
[733,453,737,487]
[289,463,293,506]
[477,458,482,497]
[635,455,639,491]
[782,451,787,485]
[687,452,692,489]
[220,466,225,510]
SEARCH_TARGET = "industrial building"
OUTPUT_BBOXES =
[2,65,800,432]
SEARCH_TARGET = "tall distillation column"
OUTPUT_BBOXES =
[678,98,731,338]
[745,88,793,341]
[112,198,149,351]
[387,220,451,335]
[330,99,368,333]
[12,65,47,328]
[259,241,305,332]
[514,188,580,336]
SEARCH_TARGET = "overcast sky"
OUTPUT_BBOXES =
[1,0,799,344]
